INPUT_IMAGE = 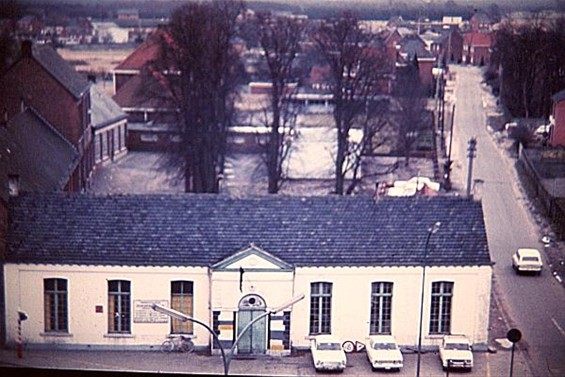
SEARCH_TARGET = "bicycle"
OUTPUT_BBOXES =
[342,340,365,353]
[161,335,194,353]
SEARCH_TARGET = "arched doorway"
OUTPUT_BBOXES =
[237,294,267,354]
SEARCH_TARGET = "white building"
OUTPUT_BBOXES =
[3,193,492,354]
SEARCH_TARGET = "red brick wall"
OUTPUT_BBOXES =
[472,46,490,66]
[418,60,434,92]
[0,53,94,191]
[0,57,84,144]
[551,100,565,147]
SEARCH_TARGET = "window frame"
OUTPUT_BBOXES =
[108,280,131,334]
[429,281,454,335]
[44,278,69,333]
[309,282,332,335]
[170,280,194,334]
[369,281,393,335]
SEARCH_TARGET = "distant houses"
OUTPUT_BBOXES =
[0,40,127,197]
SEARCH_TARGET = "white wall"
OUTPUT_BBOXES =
[4,262,491,351]
[290,265,492,349]
[211,266,295,311]
[4,264,209,349]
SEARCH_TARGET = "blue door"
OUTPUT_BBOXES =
[237,294,267,354]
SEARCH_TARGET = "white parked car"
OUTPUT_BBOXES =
[512,248,543,275]
[310,335,347,372]
[366,335,403,371]
[439,335,473,371]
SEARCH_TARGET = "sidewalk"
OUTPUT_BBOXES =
[0,347,532,376]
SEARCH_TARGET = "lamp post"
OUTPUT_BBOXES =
[416,221,441,377]
[152,293,304,375]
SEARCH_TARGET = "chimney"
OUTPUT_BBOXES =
[21,40,32,58]
[8,174,20,197]
[374,181,387,202]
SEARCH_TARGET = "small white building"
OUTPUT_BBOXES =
[2,193,492,354]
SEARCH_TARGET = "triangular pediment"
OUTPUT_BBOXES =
[212,243,293,271]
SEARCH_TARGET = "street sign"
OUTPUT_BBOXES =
[507,328,522,343]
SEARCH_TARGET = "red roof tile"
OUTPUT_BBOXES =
[114,30,165,71]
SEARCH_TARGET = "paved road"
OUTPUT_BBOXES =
[0,348,531,376]
[449,65,565,377]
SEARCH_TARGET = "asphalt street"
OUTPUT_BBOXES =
[448,65,565,377]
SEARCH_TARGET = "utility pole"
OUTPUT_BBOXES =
[466,138,477,197]
[443,104,455,191]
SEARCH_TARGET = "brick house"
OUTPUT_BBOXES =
[112,30,180,151]
[0,41,94,191]
[469,12,493,33]
[3,193,492,354]
[550,89,565,147]
[395,34,436,93]
[463,32,493,66]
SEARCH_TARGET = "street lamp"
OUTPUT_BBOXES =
[152,293,305,375]
[416,221,441,377]
[152,303,228,373]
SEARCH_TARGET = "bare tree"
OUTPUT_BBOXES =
[314,11,391,195]
[254,12,303,193]
[343,97,391,194]
[493,16,565,119]
[393,55,428,166]
[156,0,244,193]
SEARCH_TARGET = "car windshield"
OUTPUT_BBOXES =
[373,342,397,350]
[522,256,540,262]
[445,343,470,350]
[317,342,341,351]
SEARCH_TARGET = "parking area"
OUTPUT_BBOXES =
[0,347,532,376]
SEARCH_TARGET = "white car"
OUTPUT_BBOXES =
[366,335,403,371]
[512,248,543,275]
[310,335,347,372]
[439,335,473,371]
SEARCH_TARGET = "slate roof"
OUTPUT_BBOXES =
[90,85,127,130]
[397,35,434,59]
[31,44,90,99]
[0,110,78,201]
[6,193,491,268]
[112,69,177,110]
[552,88,565,103]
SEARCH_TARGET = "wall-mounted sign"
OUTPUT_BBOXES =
[133,300,169,323]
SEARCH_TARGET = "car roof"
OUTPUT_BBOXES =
[518,248,541,257]
[368,335,397,343]
[314,334,341,343]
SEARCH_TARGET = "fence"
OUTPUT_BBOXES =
[519,147,565,239]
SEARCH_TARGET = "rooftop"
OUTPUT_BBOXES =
[6,193,491,268]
